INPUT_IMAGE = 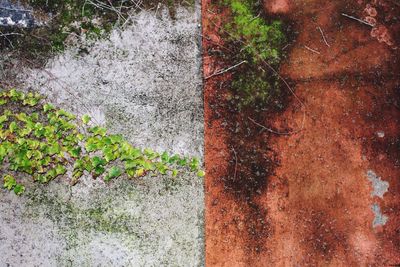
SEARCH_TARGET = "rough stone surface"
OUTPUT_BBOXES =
[0,0,35,28]
[0,4,203,266]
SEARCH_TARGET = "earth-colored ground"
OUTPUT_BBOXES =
[0,4,204,266]
[204,0,400,266]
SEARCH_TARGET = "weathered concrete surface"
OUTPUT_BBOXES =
[0,0,35,28]
[0,3,203,266]
[204,0,400,266]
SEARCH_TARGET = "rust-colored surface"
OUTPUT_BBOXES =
[203,0,400,266]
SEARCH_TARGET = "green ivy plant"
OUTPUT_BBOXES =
[0,89,204,195]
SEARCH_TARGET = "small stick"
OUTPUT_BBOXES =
[341,13,374,27]
[248,117,294,136]
[232,147,238,181]
[205,60,247,80]
[317,26,330,47]
[304,45,320,54]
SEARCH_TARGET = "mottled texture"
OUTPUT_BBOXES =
[0,3,204,266]
[0,0,35,28]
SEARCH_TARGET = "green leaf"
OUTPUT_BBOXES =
[189,157,200,171]
[93,165,105,177]
[104,166,122,182]
[3,174,16,190]
[85,142,98,152]
[197,170,205,177]
[9,121,18,133]
[55,165,67,175]
[82,114,91,124]
[109,134,123,144]
[48,142,61,155]
[43,103,55,112]
[89,126,107,137]
[68,147,81,158]
[77,133,85,141]
[161,151,169,163]
[92,156,106,167]
[0,114,8,124]
[13,184,25,195]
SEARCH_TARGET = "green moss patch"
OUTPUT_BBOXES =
[220,0,287,109]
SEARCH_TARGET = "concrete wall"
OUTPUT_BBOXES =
[0,3,204,266]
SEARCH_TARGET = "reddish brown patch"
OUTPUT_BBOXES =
[204,0,400,266]
[264,0,291,14]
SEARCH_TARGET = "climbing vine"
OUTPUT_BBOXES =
[0,89,204,195]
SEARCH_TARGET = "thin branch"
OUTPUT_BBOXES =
[205,60,247,80]
[0,6,32,12]
[248,117,295,136]
[341,13,374,27]
[232,147,238,181]
[0,33,23,37]
[317,26,330,47]
[304,45,321,54]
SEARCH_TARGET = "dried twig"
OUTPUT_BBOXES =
[341,13,374,27]
[304,45,321,54]
[232,147,238,181]
[0,33,23,37]
[0,6,31,12]
[205,60,247,80]
[248,117,294,135]
[317,26,330,47]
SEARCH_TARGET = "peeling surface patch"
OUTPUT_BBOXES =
[371,203,388,228]
[367,170,389,198]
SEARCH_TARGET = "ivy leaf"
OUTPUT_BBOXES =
[104,166,122,182]
[189,157,200,171]
[135,168,145,177]
[47,142,61,155]
[144,148,158,160]
[13,184,25,195]
[77,133,85,141]
[89,126,107,137]
[0,145,7,162]
[3,174,17,190]
[68,147,81,158]
[197,170,205,177]
[177,157,188,166]
[169,154,180,164]
[109,134,123,144]
[0,114,8,124]
[91,156,106,167]
[142,160,155,171]
[93,165,105,177]
[161,151,170,163]
[126,168,136,178]
[55,165,67,176]
[82,114,91,124]
[85,143,98,152]
[43,103,55,112]
[9,121,18,133]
